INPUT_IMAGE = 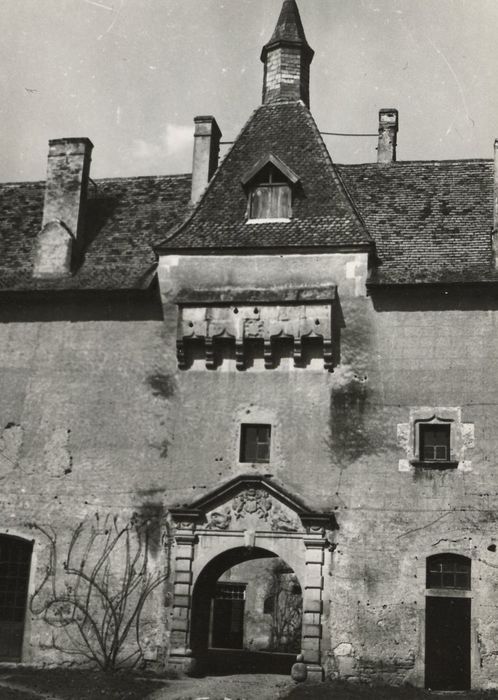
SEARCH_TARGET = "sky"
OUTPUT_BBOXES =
[0,0,497,182]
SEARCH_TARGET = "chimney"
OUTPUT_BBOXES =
[377,109,399,164]
[34,137,93,277]
[190,116,222,205]
[493,139,498,266]
[494,139,498,231]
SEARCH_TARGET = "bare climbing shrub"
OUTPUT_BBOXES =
[266,562,302,653]
[29,513,171,670]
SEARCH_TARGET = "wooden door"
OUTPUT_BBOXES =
[211,583,245,650]
[0,537,32,661]
[425,596,470,690]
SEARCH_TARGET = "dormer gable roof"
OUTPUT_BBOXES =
[158,101,372,252]
[240,153,300,187]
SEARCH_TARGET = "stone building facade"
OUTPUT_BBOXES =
[0,0,498,690]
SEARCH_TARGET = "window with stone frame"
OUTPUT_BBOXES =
[240,424,271,463]
[419,423,451,462]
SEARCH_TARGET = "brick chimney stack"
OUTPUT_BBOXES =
[190,116,222,206]
[493,139,498,267]
[261,0,314,107]
[34,137,93,277]
[377,109,399,164]
[494,139,498,232]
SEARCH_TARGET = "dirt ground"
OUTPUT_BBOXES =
[0,667,164,700]
[0,668,293,700]
[285,680,498,700]
[3,669,498,700]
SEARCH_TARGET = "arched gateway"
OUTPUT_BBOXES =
[168,475,336,682]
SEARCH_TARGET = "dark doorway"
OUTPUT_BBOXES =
[211,582,246,649]
[0,536,33,661]
[425,596,471,690]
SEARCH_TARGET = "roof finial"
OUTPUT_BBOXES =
[261,0,315,108]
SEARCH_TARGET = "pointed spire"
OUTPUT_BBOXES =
[261,0,314,107]
[262,0,313,56]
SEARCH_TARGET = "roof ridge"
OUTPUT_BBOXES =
[94,173,192,183]
[337,159,494,167]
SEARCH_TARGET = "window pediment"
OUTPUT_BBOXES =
[240,153,300,187]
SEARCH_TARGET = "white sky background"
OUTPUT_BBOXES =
[0,0,497,182]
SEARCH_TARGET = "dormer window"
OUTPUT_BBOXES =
[241,153,299,223]
[250,164,291,220]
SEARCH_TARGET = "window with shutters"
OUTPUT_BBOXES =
[240,424,271,463]
[249,164,291,220]
[241,155,299,223]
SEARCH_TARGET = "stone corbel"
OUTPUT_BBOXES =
[323,338,333,371]
[205,337,215,370]
[264,338,273,369]
[175,294,335,371]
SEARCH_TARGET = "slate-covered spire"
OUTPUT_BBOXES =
[261,0,315,107]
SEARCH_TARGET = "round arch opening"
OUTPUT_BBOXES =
[190,546,303,675]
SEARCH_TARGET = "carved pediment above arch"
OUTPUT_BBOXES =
[169,475,337,536]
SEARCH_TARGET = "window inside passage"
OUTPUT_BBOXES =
[215,583,246,600]
[240,424,271,463]
[420,423,450,461]
[426,554,471,590]
[250,164,291,219]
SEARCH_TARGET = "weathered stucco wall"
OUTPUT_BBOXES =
[159,254,498,689]
[3,251,498,689]
[0,299,175,665]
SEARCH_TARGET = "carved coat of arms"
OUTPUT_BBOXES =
[232,488,272,521]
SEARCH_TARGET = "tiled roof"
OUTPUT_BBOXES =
[158,101,371,251]
[0,174,191,291]
[1,117,496,291]
[262,0,313,56]
[338,160,496,285]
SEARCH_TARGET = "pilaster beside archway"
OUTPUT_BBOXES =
[167,475,337,682]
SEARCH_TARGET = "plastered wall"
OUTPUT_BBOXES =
[0,301,175,665]
[3,251,498,687]
[159,254,498,688]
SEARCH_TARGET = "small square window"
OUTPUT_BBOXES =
[420,424,450,462]
[240,424,271,463]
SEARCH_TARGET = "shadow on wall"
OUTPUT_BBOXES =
[370,285,498,312]
[0,288,163,323]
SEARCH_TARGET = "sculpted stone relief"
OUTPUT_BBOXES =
[176,303,333,370]
[204,488,301,533]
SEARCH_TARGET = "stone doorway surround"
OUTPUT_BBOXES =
[168,475,337,682]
